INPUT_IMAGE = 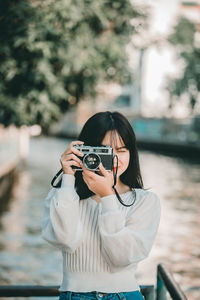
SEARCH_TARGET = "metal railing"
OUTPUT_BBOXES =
[0,285,59,297]
[156,264,187,300]
[0,285,154,298]
[0,264,188,299]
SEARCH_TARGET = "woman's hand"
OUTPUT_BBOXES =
[60,141,84,175]
[82,163,114,198]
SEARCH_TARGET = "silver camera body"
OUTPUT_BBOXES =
[73,145,113,171]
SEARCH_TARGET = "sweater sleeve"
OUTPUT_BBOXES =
[41,174,83,253]
[98,191,161,270]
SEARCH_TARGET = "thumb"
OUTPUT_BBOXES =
[99,163,107,177]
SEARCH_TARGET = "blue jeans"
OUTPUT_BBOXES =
[59,291,144,300]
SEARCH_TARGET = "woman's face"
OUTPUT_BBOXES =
[101,130,130,177]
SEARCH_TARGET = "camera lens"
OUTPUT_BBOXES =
[83,153,101,170]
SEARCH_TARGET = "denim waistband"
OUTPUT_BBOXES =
[62,291,117,299]
[61,290,143,300]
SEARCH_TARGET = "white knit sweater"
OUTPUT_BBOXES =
[42,174,161,292]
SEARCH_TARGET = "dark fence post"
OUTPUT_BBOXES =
[156,272,167,300]
[156,264,187,300]
[140,285,155,300]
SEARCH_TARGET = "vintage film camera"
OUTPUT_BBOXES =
[73,145,113,171]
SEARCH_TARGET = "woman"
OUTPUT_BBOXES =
[42,111,161,300]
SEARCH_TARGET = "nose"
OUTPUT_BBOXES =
[113,154,118,161]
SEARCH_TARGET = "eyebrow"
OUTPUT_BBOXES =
[102,144,126,150]
[116,146,127,150]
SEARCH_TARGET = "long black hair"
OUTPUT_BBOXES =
[75,111,144,200]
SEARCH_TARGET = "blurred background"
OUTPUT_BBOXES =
[0,0,200,299]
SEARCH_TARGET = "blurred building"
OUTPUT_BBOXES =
[0,126,32,213]
[180,0,200,22]
[111,48,144,116]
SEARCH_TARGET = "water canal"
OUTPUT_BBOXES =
[0,136,199,299]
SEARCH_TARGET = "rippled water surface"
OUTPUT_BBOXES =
[0,137,199,299]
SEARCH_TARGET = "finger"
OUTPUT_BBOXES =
[62,153,82,165]
[64,146,84,158]
[98,163,107,177]
[61,160,81,174]
[82,173,89,185]
[82,164,91,172]
[82,168,93,177]
[70,141,84,154]
[71,140,84,146]
[63,141,84,156]
[67,161,82,168]
[71,145,84,157]
[82,166,96,178]
[62,159,82,168]
[83,169,102,182]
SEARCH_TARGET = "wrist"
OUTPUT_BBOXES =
[63,171,74,176]
[61,173,75,188]
[63,168,75,176]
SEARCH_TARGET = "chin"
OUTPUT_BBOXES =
[117,170,124,177]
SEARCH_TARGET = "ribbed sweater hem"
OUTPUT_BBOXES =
[59,270,139,292]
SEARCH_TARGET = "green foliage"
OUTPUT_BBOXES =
[166,17,200,112]
[0,0,147,130]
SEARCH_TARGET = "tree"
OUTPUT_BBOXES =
[166,16,200,113]
[0,0,148,131]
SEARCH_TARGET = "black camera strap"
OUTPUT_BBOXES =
[112,155,136,207]
[51,168,63,188]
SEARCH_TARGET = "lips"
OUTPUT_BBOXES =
[113,166,120,172]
